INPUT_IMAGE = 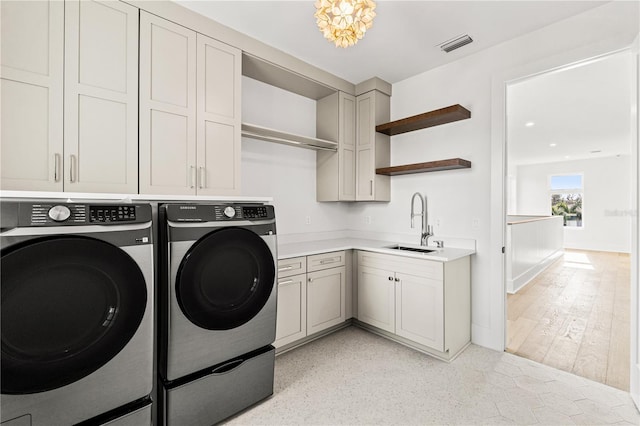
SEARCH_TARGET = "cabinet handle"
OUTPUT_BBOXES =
[394,277,400,282]
[388,276,393,281]
[308,277,313,282]
[278,265,294,272]
[278,279,294,285]
[69,154,77,183]
[319,258,337,264]
[199,167,205,189]
[189,166,196,189]
[369,180,373,196]
[53,153,61,182]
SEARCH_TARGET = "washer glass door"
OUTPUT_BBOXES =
[1,236,147,394]
[176,227,275,330]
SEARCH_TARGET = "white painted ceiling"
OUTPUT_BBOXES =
[507,51,633,166]
[175,0,608,84]
[175,1,633,167]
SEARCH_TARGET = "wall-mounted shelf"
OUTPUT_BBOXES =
[241,123,338,152]
[376,158,471,176]
[375,104,471,136]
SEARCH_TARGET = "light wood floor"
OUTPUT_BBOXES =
[507,249,631,391]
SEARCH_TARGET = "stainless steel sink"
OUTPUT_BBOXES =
[386,244,436,254]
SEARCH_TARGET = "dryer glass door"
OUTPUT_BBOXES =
[0,236,147,394]
[176,227,275,330]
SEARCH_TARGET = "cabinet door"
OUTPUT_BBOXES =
[274,274,307,348]
[339,92,356,200]
[307,266,346,335]
[64,0,138,193]
[196,34,241,195]
[355,92,374,201]
[1,0,64,191]
[395,272,444,351]
[357,266,395,333]
[355,90,390,202]
[139,12,197,195]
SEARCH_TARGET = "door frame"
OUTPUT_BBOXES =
[490,36,639,405]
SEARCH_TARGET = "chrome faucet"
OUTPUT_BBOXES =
[410,192,433,246]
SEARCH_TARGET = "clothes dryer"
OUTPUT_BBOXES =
[0,201,154,426]
[158,203,277,380]
[157,203,277,425]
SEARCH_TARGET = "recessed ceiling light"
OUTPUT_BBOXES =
[549,143,557,147]
[525,122,535,127]
[564,155,570,159]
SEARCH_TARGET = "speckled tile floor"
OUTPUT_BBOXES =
[226,326,640,425]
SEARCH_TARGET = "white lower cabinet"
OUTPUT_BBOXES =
[307,266,346,335]
[274,251,347,349]
[357,250,470,359]
[395,271,444,351]
[275,273,307,347]
[357,265,395,333]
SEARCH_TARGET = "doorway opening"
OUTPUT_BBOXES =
[504,51,634,391]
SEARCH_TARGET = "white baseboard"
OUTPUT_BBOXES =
[507,249,564,294]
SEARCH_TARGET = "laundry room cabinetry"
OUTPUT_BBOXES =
[274,251,348,349]
[139,11,241,196]
[355,89,390,201]
[306,251,347,335]
[1,0,138,193]
[274,257,307,348]
[356,251,470,361]
[316,91,357,201]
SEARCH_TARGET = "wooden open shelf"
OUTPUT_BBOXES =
[376,158,471,176]
[375,104,471,136]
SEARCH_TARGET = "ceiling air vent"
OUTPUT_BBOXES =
[439,34,473,53]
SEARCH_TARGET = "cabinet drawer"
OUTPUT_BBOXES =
[307,250,346,272]
[277,256,306,278]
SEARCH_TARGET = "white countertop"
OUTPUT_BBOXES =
[0,190,273,203]
[278,238,475,262]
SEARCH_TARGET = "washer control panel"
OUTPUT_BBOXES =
[19,203,151,226]
[89,205,136,223]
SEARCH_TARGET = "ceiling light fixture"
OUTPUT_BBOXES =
[549,143,557,147]
[525,122,535,127]
[314,0,376,48]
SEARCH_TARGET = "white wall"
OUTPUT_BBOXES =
[240,2,637,351]
[516,156,632,252]
[241,76,351,237]
[350,1,638,350]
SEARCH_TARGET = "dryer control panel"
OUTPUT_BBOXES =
[166,204,274,222]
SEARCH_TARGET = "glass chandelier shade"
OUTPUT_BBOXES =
[314,0,377,48]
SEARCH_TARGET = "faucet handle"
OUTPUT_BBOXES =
[434,240,444,248]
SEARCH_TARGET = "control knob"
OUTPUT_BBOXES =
[48,205,71,222]
[223,206,236,218]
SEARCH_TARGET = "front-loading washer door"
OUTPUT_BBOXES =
[0,236,147,395]
[176,227,275,330]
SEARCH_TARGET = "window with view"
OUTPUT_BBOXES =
[550,174,583,227]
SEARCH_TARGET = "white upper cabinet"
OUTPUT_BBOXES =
[355,90,390,201]
[1,0,138,193]
[140,12,240,196]
[1,0,64,191]
[196,34,241,196]
[64,0,139,193]
[316,91,356,201]
[139,11,197,195]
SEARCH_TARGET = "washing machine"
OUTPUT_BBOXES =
[0,201,154,426]
[157,202,277,425]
